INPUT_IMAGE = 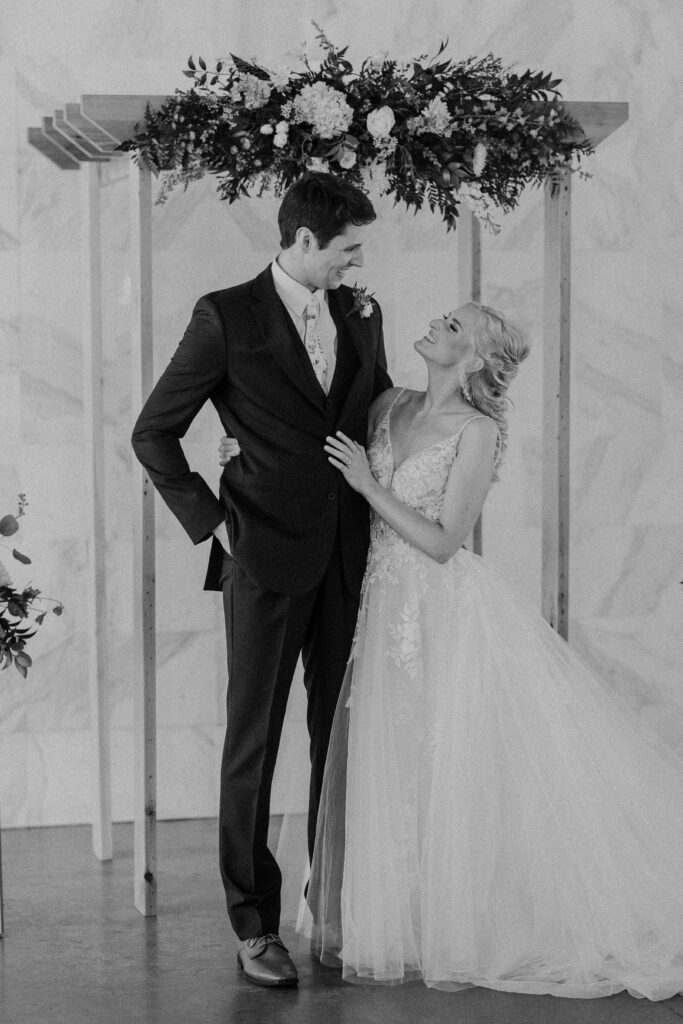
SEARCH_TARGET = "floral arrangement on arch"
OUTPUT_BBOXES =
[1,495,63,678]
[121,25,592,233]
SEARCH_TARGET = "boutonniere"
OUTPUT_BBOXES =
[347,284,374,319]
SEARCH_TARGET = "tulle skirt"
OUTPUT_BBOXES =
[306,547,683,999]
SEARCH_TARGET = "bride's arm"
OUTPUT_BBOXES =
[325,418,498,564]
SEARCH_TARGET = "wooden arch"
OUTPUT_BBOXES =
[28,95,628,914]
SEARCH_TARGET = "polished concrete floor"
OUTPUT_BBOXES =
[1,819,683,1024]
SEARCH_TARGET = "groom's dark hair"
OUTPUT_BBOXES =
[278,172,376,249]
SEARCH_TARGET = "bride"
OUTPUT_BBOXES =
[308,302,683,999]
[220,302,683,999]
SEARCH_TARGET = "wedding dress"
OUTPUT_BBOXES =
[306,389,683,999]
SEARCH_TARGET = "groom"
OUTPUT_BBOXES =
[131,172,391,987]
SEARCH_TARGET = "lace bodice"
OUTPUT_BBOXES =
[364,390,494,585]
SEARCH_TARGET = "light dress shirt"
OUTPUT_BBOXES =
[270,257,338,383]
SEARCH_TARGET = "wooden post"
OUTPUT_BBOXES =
[82,162,113,861]
[0,806,4,937]
[458,209,483,555]
[542,170,571,638]
[130,160,157,915]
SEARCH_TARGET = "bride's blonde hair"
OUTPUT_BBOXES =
[463,304,529,478]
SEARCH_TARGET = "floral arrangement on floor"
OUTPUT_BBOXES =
[0,495,63,678]
[120,25,592,232]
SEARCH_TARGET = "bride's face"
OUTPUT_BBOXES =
[415,303,481,368]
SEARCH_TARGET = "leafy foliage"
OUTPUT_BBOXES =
[0,495,63,678]
[119,26,592,232]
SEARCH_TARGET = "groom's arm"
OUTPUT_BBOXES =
[371,303,393,400]
[131,297,227,545]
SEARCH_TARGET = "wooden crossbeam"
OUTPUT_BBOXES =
[81,95,168,144]
[55,110,110,160]
[27,126,80,169]
[564,101,628,148]
[28,97,630,168]
[42,117,102,164]
[63,104,121,153]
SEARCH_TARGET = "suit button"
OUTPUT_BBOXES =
[327,491,335,501]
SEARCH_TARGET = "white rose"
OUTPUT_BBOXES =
[338,148,357,169]
[360,302,373,318]
[260,124,274,135]
[273,134,288,149]
[275,120,289,134]
[473,142,488,177]
[366,106,395,140]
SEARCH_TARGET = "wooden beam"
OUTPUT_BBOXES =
[0,807,4,937]
[563,101,629,148]
[29,97,629,170]
[27,126,80,169]
[64,104,121,154]
[542,170,572,638]
[130,161,157,916]
[54,110,110,160]
[82,95,168,145]
[42,117,101,164]
[458,209,484,555]
[81,163,113,862]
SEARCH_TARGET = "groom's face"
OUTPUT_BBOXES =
[300,222,367,291]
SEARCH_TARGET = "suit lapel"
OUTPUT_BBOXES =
[328,286,373,421]
[328,286,373,371]
[249,266,326,410]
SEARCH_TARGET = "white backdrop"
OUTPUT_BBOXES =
[1,0,682,828]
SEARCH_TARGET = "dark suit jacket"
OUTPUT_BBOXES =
[131,264,392,595]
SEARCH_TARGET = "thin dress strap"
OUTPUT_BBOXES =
[375,387,407,433]
[454,415,502,466]
[385,387,406,417]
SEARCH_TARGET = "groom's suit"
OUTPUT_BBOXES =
[132,264,391,939]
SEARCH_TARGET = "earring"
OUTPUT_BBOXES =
[461,380,472,403]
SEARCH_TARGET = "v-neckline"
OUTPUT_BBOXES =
[385,393,483,476]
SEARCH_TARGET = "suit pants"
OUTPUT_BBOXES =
[218,533,360,940]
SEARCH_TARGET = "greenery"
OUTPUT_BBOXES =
[0,495,63,678]
[120,25,592,232]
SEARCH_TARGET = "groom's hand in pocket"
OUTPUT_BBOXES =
[218,435,241,466]
[215,435,240,556]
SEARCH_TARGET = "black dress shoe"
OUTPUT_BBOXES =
[237,933,298,988]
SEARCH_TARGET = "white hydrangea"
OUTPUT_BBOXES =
[230,73,272,110]
[307,156,330,172]
[408,96,452,136]
[291,81,353,139]
[269,66,292,90]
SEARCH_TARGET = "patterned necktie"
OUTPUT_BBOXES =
[303,298,329,393]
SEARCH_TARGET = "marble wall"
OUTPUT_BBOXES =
[1,0,682,830]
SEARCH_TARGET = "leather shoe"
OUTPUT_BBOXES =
[237,933,298,987]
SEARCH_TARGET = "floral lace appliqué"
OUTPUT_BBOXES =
[388,600,423,682]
